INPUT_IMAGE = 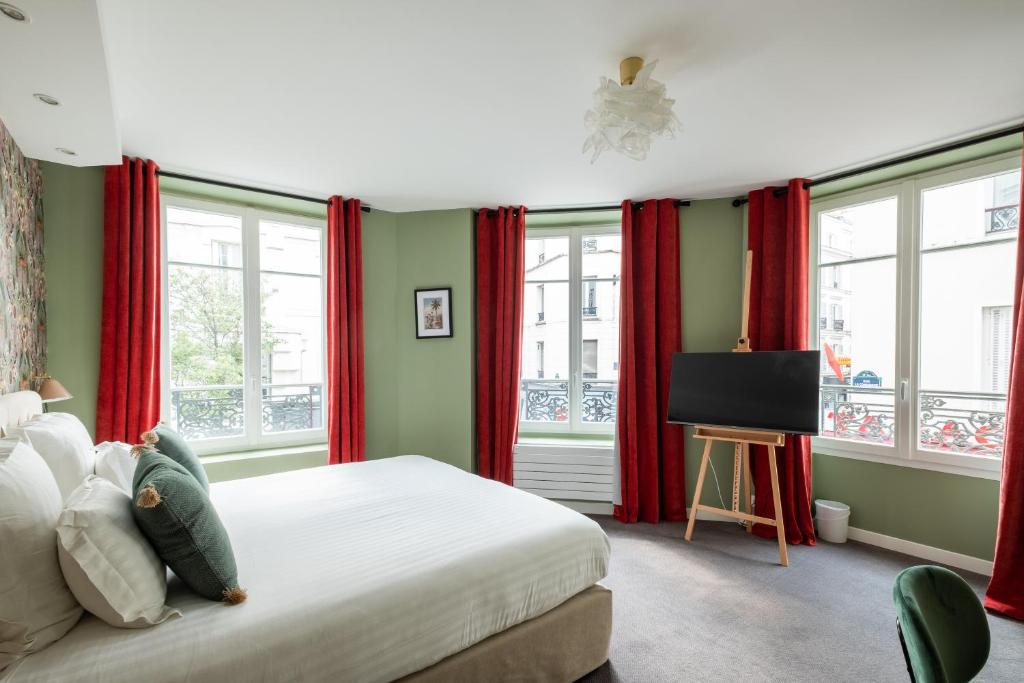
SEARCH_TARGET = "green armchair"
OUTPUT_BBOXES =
[892,565,990,683]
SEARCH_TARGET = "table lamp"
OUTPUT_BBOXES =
[35,376,72,410]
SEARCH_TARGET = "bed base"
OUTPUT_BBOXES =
[399,584,612,683]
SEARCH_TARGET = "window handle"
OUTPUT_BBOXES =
[899,379,909,402]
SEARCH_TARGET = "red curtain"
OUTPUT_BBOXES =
[95,157,161,444]
[614,199,686,524]
[985,150,1024,620]
[747,179,816,545]
[326,197,366,464]
[476,206,526,484]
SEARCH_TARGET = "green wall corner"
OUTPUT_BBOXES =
[679,199,746,505]
[394,209,475,471]
[361,208,400,458]
[40,162,105,438]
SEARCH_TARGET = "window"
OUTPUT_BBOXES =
[162,197,326,453]
[812,155,1019,477]
[520,225,621,433]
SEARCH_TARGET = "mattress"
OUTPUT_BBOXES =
[1,455,610,683]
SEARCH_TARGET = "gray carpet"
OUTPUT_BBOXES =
[577,518,1023,682]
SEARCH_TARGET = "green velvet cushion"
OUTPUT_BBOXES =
[892,565,989,683]
[131,450,245,604]
[143,424,209,492]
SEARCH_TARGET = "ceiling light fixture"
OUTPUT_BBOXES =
[33,93,60,106]
[583,57,679,163]
[0,3,28,22]
[55,148,77,156]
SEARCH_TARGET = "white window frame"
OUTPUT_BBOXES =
[810,152,1018,480]
[160,194,327,455]
[520,223,620,436]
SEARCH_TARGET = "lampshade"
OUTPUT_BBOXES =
[583,58,679,163]
[37,376,72,403]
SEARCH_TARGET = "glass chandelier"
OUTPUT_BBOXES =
[583,57,679,163]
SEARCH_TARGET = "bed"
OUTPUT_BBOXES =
[0,391,612,682]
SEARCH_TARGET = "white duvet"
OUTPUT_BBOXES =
[2,455,610,683]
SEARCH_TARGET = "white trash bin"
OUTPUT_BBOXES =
[815,499,850,543]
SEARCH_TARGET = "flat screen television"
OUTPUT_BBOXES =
[667,350,820,435]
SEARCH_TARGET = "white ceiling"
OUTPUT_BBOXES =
[9,1,1024,211]
[0,0,119,165]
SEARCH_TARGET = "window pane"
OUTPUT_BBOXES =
[818,259,896,445]
[261,272,324,434]
[259,221,322,275]
[582,233,621,278]
[580,234,621,424]
[167,206,242,268]
[520,281,569,422]
[167,265,245,440]
[918,175,1015,457]
[921,170,1020,249]
[819,197,897,263]
[525,236,569,280]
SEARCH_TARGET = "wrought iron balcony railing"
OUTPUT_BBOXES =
[819,385,1005,458]
[833,319,845,331]
[582,306,598,317]
[170,383,323,440]
[519,378,617,424]
[985,204,1019,234]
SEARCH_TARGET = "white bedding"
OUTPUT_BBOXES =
[2,455,609,683]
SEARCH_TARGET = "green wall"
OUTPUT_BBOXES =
[40,162,105,438]
[813,455,999,560]
[362,209,400,458]
[678,200,747,506]
[393,209,475,470]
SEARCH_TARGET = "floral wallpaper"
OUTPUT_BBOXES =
[0,118,45,393]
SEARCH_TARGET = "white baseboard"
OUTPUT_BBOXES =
[553,500,614,515]
[846,526,993,577]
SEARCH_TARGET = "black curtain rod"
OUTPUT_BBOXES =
[731,122,1024,207]
[156,170,372,212]
[479,200,691,216]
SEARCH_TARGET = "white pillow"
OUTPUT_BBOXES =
[94,441,137,493]
[0,438,83,670]
[57,476,180,628]
[7,412,95,501]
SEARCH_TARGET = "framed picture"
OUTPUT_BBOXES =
[414,287,453,339]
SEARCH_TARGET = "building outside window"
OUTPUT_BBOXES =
[582,340,598,379]
[982,305,1011,395]
[161,197,326,453]
[813,156,1019,476]
[519,225,621,433]
[583,279,598,317]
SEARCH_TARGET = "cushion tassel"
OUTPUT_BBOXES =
[222,586,248,605]
[136,485,162,508]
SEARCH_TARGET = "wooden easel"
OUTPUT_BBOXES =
[682,251,789,566]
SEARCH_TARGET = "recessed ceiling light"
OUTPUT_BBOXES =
[0,3,28,22]
[33,93,60,106]
[55,148,77,156]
